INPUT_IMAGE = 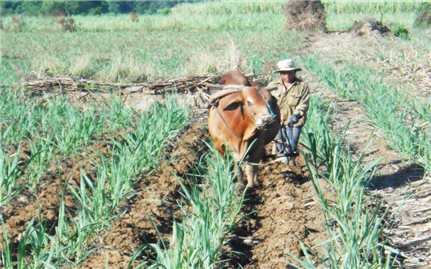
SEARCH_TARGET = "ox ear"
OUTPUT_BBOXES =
[222,100,242,111]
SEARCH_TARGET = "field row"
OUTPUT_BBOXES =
[1,93,189,267]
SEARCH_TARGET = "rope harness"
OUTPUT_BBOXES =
[255,85,277,118]
[213,104,243,141]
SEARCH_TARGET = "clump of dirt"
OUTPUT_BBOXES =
[350,18,391,36]
[284,0,327,32]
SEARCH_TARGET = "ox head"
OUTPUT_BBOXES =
[217,85,279,132]
[242,85,278,130]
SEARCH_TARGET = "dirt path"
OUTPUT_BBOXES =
[220,154,327,269]
[300,31,431,268]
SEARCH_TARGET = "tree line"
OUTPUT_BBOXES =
[1,0,206,16]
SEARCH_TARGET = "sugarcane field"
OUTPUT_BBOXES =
[1,1,430,268]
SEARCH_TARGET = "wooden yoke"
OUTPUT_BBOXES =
[208,85,245,107]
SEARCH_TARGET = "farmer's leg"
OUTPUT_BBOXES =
[275,125,285,154]
[289,127,302,153]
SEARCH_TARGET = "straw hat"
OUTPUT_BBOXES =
[274,59,302,72]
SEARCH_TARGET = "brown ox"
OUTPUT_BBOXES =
[208,72,280,187]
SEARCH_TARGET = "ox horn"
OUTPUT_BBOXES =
[208,85,244,106]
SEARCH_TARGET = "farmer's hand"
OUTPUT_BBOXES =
[288,114,299,127]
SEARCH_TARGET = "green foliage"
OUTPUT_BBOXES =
[1,95,189,267]
[6,14,26,32]
[418,2,431,11]
[0,0,197,15]
[298,96,396,268]
[171,0,284,16]
[0,15,297,80]
[0,144,23,206]
[322,0,426,30]
[322,0,426,14]
[302,55,431,172]
[391,24,410,39]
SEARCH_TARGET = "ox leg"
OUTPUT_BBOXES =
[214,142,225,156]
[236,164,244,183]
[245,163,259,188]
[232,152,245,185]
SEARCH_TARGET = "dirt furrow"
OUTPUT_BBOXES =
[79,120,209,268]
[222,155,327,269]
[0,139,112,247]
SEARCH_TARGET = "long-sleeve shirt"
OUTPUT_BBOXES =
[267,78,310,128]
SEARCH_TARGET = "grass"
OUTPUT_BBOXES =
[322,0,426,30]
[376,29,431,80]
[325,12,418,31]
[1,1,284,32]
[1,0,429,267]
[0,90,38,145]
[322,0,426,14]
[0,1,300,85]
[0,143,23,207]
[0,91,135,204]
[0,27,300,84]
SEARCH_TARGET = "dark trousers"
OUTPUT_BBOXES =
[276,125,301,154]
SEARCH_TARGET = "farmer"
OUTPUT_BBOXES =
[267,59,310,160]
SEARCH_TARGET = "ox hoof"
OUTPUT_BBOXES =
[246,181,260,188]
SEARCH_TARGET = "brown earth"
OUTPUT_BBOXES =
[0,137,113,248]
[223,153,328,269]
[80,120,209,268]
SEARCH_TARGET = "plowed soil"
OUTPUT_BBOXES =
[1,137,113,246]
[79,121,209,268]
[224,156,327,269]
[77,118,328,268]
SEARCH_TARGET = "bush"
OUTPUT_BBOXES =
[391,24,410,40]
[129,11,139,22]
[54,15,77,32]
[157,7,171,16]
